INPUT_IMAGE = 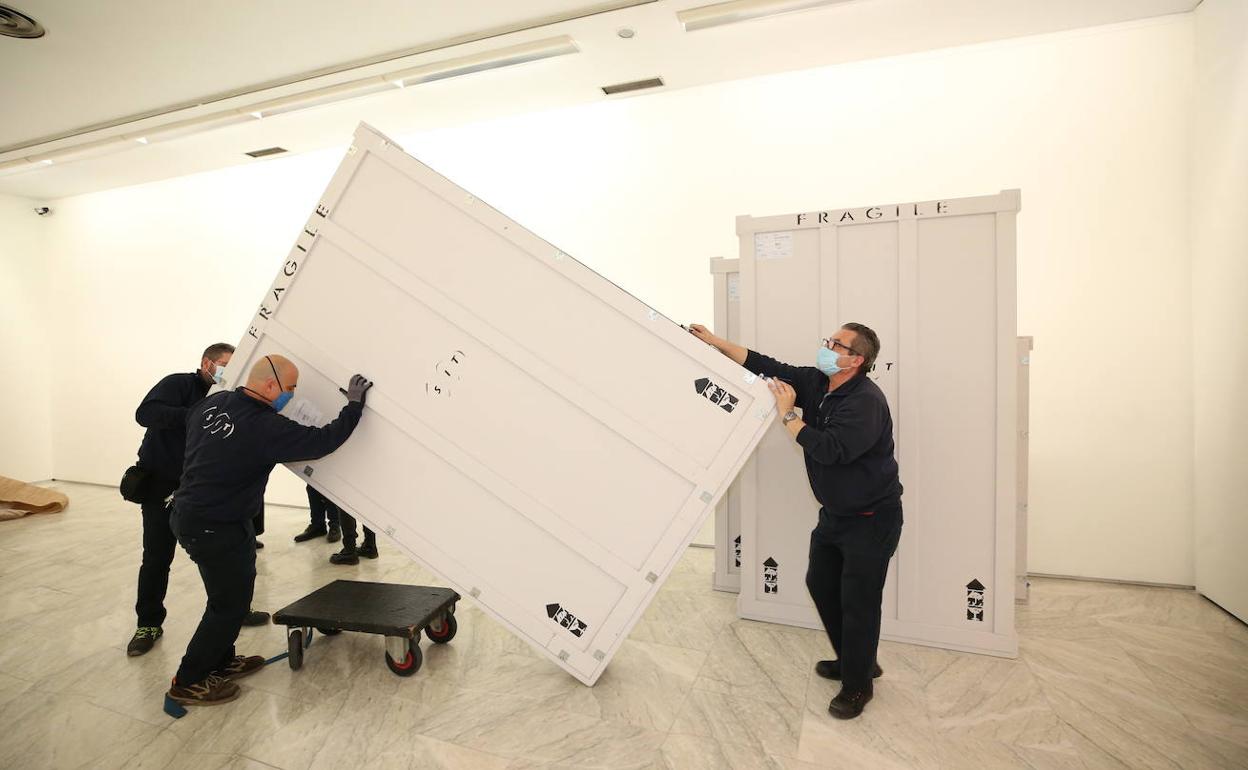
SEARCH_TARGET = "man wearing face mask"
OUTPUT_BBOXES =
[126,343,236,657]
[166,354,373,707]
[688,322,902,720]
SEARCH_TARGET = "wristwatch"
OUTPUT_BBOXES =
[782,410,799,425]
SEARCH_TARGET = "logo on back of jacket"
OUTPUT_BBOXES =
[202,405,234,438]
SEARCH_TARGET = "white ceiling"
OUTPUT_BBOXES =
[0,0,1198,200]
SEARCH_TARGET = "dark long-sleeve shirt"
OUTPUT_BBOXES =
[744,350,903,516]
[174,388,364,522]
[135,372,211,482]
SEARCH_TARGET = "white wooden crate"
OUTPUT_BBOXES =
[735,191,1021,658]
[221,123,775,684]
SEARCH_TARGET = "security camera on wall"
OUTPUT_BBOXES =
[33,206,52,216]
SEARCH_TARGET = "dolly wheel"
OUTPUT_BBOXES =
[287,629,304,671]
[385,639,422,676]
[426,614,458,644]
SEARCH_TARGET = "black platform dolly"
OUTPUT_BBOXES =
[272,580,460,676]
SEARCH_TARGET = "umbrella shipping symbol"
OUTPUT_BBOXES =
[966,579,986,621]
[763,557,779,594]
[694,377,739,414]
[546,603,588,637]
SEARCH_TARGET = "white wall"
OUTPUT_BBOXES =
[43,152,341,506]
[1192,0,1248,621]
[0,193,54,483]
[41,16,1199,582]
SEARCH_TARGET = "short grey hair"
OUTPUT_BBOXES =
[841,323,879,376]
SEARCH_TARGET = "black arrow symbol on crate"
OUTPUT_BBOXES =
[694,377,739,413]
[546,603,588,637]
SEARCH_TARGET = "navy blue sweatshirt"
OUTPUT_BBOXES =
[175,388,364,522]
[744,350,903,516]
[135,372,212,482]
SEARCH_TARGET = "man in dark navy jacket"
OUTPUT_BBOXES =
[166,354,372,707]
[690,322,902,720]
[126,343,234,657]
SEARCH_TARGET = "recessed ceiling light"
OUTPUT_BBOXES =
[0,4,45,39]
[617,28,636,39]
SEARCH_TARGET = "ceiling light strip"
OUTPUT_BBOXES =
[387,36,580,88]
[677,0,851,32]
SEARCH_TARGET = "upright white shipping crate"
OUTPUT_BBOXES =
[221,124,776,684]
[735,191,1021,658]
[710,257,744,592]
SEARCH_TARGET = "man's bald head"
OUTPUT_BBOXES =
[242,354,299,406]
[247,354,297,388]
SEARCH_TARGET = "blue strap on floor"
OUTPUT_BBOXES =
[264,628,314,665]
[163,629,314,718]
[163,694,187,719]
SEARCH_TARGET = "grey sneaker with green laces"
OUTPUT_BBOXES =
[126,626,163,657]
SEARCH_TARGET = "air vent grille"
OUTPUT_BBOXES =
[245,147,288,158]
[601,77,664,95]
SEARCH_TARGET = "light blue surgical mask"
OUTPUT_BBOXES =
[211,365,225,385]
[816,347,843,376]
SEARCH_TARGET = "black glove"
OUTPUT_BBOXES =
[339,374,374,405]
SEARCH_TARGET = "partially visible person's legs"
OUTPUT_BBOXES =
[358,526,379,559]
[331,511,360,565]
[129,475,179,656]
[295,485,330,542]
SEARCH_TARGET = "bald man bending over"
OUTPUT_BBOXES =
[167,354,373,707]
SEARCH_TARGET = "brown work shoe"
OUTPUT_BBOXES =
[167,674,240,706]
[214,655,266,680]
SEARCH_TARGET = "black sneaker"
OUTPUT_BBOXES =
[828,688,873,720]
[357,540,378,559]
[242,609,270,626]
[167,674,240,706]
[815,660,883,681]
[326,525,342,544]
[126,626,162,657]
[293,525,327,543]
[214,654,266,680]
[330,546,359,565]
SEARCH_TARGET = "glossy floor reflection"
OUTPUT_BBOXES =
[0,482,1244,769]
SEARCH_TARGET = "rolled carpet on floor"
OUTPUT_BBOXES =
[0,475,69,521]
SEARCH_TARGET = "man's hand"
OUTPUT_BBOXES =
[341,374,374,405]
[687,323,721,348]
[768,377,797,413]
[688,323,748,365]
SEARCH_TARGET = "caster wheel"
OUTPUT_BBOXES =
[287,629,304,671]
[426,614,457,644]
[316,627,342,636]
[385,638,422,677]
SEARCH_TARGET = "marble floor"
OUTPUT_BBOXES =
[0,482,1245,770]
